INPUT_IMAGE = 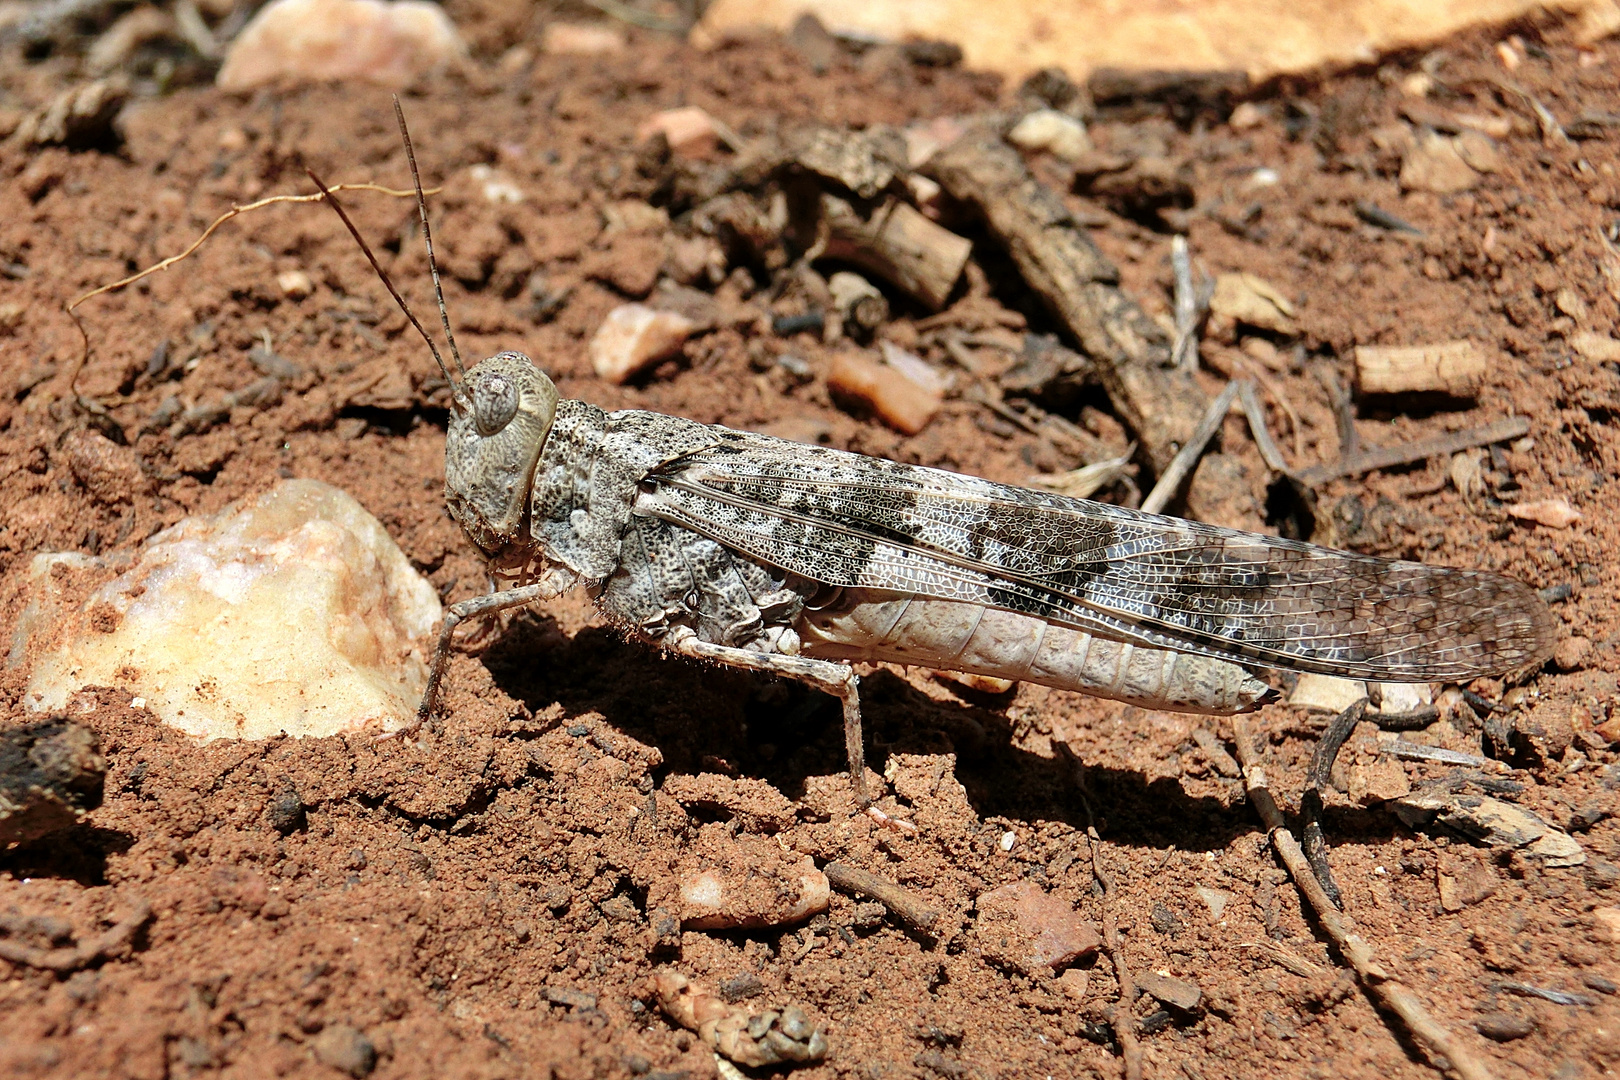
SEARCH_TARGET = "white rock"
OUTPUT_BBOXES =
[217,0,466,92]
[540,21,626,56]
[1007,109,1093,162]
[1289,672,1368,714]
[636,106,722,159]
[20,480,440,741]
[1374,681,1432,715]
[589,303,698,384]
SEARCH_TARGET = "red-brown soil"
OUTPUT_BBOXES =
[2,7,1618,1079]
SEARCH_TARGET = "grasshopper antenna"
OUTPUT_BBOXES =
[305,167,472,413]
[393,95,469,386]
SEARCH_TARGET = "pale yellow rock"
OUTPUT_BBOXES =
[216,0,466,92]
[1400,131,1479,194]
[1289,672,1367,713]
[589,303,699,384]
[1006,109,1093,162]
[540,21,626,55]
[1505,498,1584,529]
[21,480,440,741]
[695,0,1613,86]
[1571,331,1620,362]
[1208,272,1297,338]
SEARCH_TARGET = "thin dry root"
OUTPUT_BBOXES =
[650,970,828,1068]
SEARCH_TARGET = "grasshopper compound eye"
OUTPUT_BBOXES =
[474,371,520,436]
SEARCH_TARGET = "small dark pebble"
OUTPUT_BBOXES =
[265,784,306,834]
[566,723,591,737]
[1474,1013,1535,1041]
[1584,973,1619,995]
[1149,902,1179,936]
[1076,1020,1117,1048]
[1538,583,1573,604]
[1571,803,1607,832]
[1354,200,1424,235]
[719,972,765,1003]
[772,311,824,336]
[311,1024,377,1077]
[1139,1010,1174,1035]
[542,986,597,1010]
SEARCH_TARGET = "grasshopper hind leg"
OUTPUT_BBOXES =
[664,626,870,808]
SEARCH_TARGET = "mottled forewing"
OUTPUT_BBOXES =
[639,429,1555,680]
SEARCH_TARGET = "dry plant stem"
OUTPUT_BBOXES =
[1230,717,1497,1080]
[1296,416,1530,488]
[1086,827,1143,1080]
[63,182,437,398]
[822,861,941,935]
[1140,379,1241,514]
[925,128,1208,475]
[0,900,151,972]
[1171,235,1199,372]
[1236,378,1297,478]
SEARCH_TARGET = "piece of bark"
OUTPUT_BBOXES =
[0,719,106,845]
[820,195,970,311]
[926,128,1207,474]
[1087,68,1249,123]
[789,125,908,199]
[1355,340,1487,399]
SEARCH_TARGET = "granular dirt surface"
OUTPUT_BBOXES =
[3,8,1620,1080]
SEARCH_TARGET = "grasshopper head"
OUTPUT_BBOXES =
[443,351,559,565]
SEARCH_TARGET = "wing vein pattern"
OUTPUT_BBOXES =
[638,429,1554,681]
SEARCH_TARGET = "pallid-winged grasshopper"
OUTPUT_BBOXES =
[312,108,1556,807]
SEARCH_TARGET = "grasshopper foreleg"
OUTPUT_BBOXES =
[406,573,570,737]
[664,626,869,808]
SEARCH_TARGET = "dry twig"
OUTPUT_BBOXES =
[1140,379,1241,514]
[0,900,151,973]
[1231,717,1497,1080]
[1296,417,1530,488]
[823,861,941,936]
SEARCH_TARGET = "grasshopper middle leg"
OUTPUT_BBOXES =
[664,626,869,808]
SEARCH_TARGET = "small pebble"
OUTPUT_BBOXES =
[588,304,697,384]
[1006,109,1093,162]
[1473,1012,1535,1042]
[826,350,941,435]
[1505,498,1583,529]
[974,880,1100,974]
[311,1023,377,1077]
[1194,886,1232,920]
[216,0,466,92]
[277,269,314,299]
[1136,971,1202,1013]
[1555,636,1593,671]
[540,21,625,55]
[1400,132,1479,195]
[671,848,829,931]
[636,106,722,159]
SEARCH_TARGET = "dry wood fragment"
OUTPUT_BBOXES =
[823,860,941,935]
[1296,416,1529,488]
[1141,380,1240,514]
[1355,341,1487,398]
[819,195,971,311]
[925,128,1208,474]
[1,719,106,845]
[1231,716,1497,1080]
[1087,68,1249,122]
